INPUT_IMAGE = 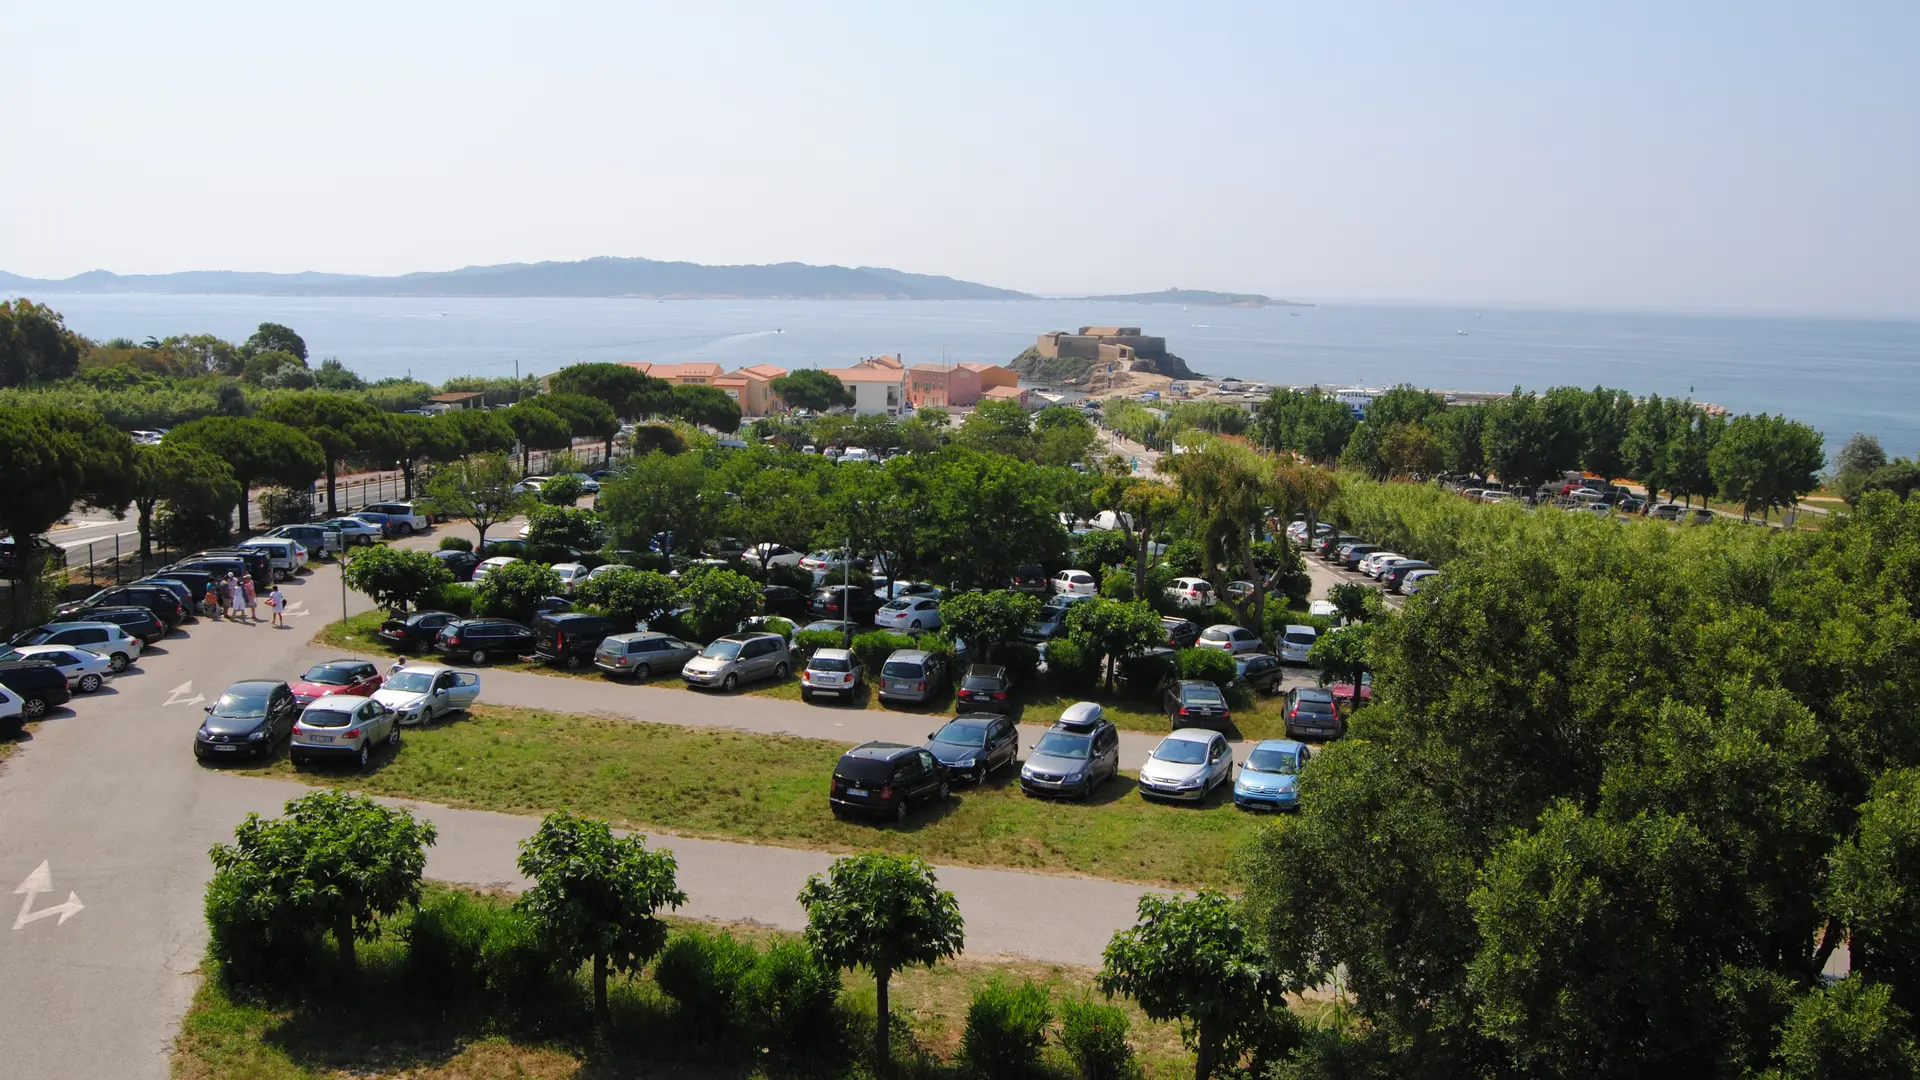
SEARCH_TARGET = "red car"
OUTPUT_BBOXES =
[288,659,384,708]
[1327,673,1374,710]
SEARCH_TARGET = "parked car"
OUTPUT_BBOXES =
[1010,563,1050,595]
[1278,624,1319,664]
[0,646,110,693]
[1384,561,1434,591]
[1307,599,1340,620]
[470,556,520,583]
[1234,739,1311,811]
[370,663,480,725]
[1196,624,1263,655]
[682,632,791,691]
[321,517,384,545]
[1051,569,1098,598]
[799,619,859,637]
[1400,568,1440,594]
[290,695,398,769]
[876,649,946,705]
[1022,594,1092,643]
[513,476,548,494]
[873,580,942,601]
[11,621,143,672]
[1356,551,1403,577]
[1340,545,1385,571]
[925,713,1019,783]
[195,680,298,761]
[70,605,166,646]
[829,742,950,822]
[761,584,811,620]
[1328,672,1374,710]
[132,578,196,613]
[236,538,307,580]
[527,612,609,668]
[1164,577,1217,609]
[431,550,481,581]
[377,610,458,652]
[1284,686,1343,739]
[263,523,343,557]
[361,501,430,534]
[1137,729,1233,802]
[799,549,859,574]
[550,562,593,594]
[1160,617,1200,650]
[874,596,943,632]
[1165,679,1233,730]
[0,684,23,736]
[1020,710,1121,799]
[808,586,884,624]
[193,547,275,586]
[1233,652,1286,694]
[1649,503,1684,521]
[741,542,805,568]
[288,659,383,708]
[800,647,864,702]
[1315,534,1359,559]
[1223,580,1257,602]
[435,619,537,664]
[954,664,1014,712]
[0,660,70,720]
[594,631,699,679]
[58,584,185,628]
[1688,508,1717,524]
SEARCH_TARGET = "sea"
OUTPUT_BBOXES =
[17,293,1920,457]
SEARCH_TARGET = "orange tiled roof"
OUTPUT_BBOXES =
[737,364,788,379]
[827,366,907,383]
[982,385,1027,398]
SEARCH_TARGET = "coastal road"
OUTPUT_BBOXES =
[0,532,1173,1080]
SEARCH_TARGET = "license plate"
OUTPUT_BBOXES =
[213,745,237,752]
[306,734,333,743]
[846,788,869,797]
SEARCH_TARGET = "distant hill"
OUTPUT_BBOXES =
[0,257,1037,301]
[1065,288,1302,308]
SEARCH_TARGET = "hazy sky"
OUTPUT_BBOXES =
[4,2,1917,314]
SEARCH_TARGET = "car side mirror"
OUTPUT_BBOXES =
[203,704,214,713]
[927,731,937,740]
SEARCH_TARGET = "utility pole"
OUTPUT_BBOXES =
[843,536,853,650]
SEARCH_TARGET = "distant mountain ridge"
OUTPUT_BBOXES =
[1062,288,1300,308]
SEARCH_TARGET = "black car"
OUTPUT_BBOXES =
[72,605,167,645]
[431,550,481,582]
[193,548,274,586]
[0,660,72,724]
[435,619,537,664]
[376,610,458,651]
[1233,653,1285,695]
[195,680,298,761]
[761,585,810,620]
[925,714,1019,783]
[1166,679,1233,730]
[808,586,884,624]
[1383,561,1434,592]
[829,742,950,822]
[1284,686,1343,739]
[954,664,1014,713]
[169,557,254,589]
[1010,563,1050,595]
[145,567,216,603]
[59,585,186,628]
[1160,617,1200,650]
[133,578,196,610]
[532,612,611,668]
[1316,534,1359,559]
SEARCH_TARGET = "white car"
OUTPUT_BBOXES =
[362,501,430,535]
[1136,729,1233,802]
[1307,599,1340,620]
[586,563,633,582]
[513,476,549,494]
[551,562,592,594]
[741,543,805,569]
[1401,569,1440,595]
[1368,555,1414,580]
[874,596,943,632]
[1278,624,1319,665]
[874,580,942,601]
[0,684,22,730]
[0,645,112,693]
[238,537,308,580]
[370,664,481,726]
[1165,577,1217,609]
[837,448,873,464]
[799,549,858,574]
[1051,569,1098,597]
[1356,552,1403,577]
[1196,624,1263,655]
[471,556,520,582]
[9,621,143,672]
[320,517,383,545]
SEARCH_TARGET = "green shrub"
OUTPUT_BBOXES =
[997,641,1041,683]
[741,938,845,1066]
[1098,568,1136,601]
[1044,638,1097,691]
[437,535,474,552]
[962,977,1053,1078]
[404,890,498,994]
[766,563,814,591]
[1164,537,1206,575]
[474,560,564,623]
[1057,996,1137,1080]
[478,906,568,1018]
[851,630,917,677]
[655,929,761,1043]
[792,629,844,656]
[538,474,585,506]
[421,582,476,618]
[1177,646,1237,687]
[203,865,318,987]
[258,487,312,528]
[759,616,795,640]
[619,550,671,573]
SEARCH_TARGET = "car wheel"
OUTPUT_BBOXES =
[290,752,305,769]
[910,619,922,631]
[722,673,738,692]
[801,690,812,703]
[396,523,414,537]
[357,742,371,768]
[774,661,789,679]
[108,652,129,672]
[894,799,909,823]
[22,696,48,720]
[633,663,651,681]
[939,781,950,801]
[386,724,400,747]
[274,568,288,582]
[564,654,582,670]
[471,649,488,665]
[78,673,103,693]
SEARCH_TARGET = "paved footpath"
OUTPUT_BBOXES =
[0,539,1170,1080]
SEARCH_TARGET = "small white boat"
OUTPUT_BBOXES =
[1456,329,1469,336]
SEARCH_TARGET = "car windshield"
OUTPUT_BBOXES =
[882,661,924,678]
[961,676,1001,690]
[1183,685,1225,705]
[1246,748,1300,774]
[1201,628,1229,640]
[701,641,743,660]
[1154,740,1210,765]
[1033,732,1091,759]
[935,723,988,747]
[302,709,353,728]
[385,671,434,693]
[12,629,53,645]
[1283,632,1316,646]
[214,691,270,717]
[810,657,852,673]
[301,664,360,685]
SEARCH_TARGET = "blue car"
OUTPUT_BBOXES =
[1234,739,1311,811]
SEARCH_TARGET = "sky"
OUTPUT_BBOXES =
[3,1,1917,315]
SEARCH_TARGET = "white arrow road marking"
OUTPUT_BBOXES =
[164,681,204,708]
[285,601,310,618]
[13,861,84,929]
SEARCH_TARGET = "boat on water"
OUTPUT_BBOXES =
[1456,329,1470,336]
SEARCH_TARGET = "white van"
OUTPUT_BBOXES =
[362,502,430,535]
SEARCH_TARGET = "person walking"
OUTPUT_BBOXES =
[225,574,245,621]
[242,575,258,622]
[202,583,221,620]
[268,585,286,628]
[214,576,232,619]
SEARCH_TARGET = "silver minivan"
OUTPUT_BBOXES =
[681,632,791,691]
[877,649,946,705]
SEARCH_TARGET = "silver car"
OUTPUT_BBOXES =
[595,632,699,680]
[877,649,946,705]
[801,647,864,702]
[1279,624,1319,664]
[10,621,143,672]
[290,695,398,769]
[1136,729,1233,802]
[369,664,480,726]
[1020,720,1121,799]
[681,632,791,691]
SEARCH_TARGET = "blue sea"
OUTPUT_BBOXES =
[18,293,1920,457]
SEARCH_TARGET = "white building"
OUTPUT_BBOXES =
[822,356,908,416]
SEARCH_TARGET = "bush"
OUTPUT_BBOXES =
[793,629,846,656]
[628,423,687,456]
[438,536,473,552]
[962,977,1053,1078]
[766,563,815,591]
[742,939,845,1066]
[1164,537,1206,575]
[851,630,917,677]
[759,616,795,640]
[997,641,1041,683]
[474,560,564,623]
[1098,569,1136,601]
[1176,646,1237,688]
[420,582,476,618]
[478,906,569,1019]
[1044,638,1097,691]
[156,505,231,552]
[538,474,585,506]
[258,486,312,528]
[1117,649,1178,700]
[404,890,498,995]
[1057,996,1137,1080]
[655,929,760,1043]
[204,864,318,987]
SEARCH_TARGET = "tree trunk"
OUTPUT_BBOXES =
[1811,915,1845,975]
[604,434,615,465]
[136,500,155,560]
[474,522,489,550]
[521,445,531,475]
[1194,1020,1216,1080]
[874,966,892,1073]
[325,459,338,515]
[593,950,609,1030]
[401,461,414,500]
[337,913,356,975]
[236,481,253,534]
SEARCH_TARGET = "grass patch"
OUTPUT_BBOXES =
[228,704,1271,888]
